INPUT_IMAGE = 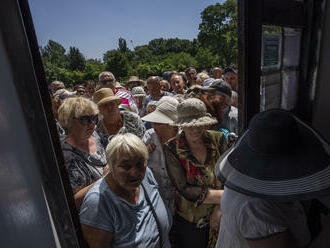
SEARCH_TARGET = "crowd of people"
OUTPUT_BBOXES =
[49,66,330,248]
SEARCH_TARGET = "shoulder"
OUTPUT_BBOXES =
[142,128,156,142]
[163,91,173,96]
[164,133,181,151]
[233,192,288,239]
[229,106,238,117]
[205,130,226,145]
[122,110,139,120]
[143,167,158,188]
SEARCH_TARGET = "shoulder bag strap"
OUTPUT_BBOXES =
[141,183,163,248]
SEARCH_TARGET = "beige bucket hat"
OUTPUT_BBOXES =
[128,76,144,85]
[131,86,146,97]
[142,98,179,124]
[172,98,217,127]
[93,88,122,106]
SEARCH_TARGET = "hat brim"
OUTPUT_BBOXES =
[141,110,175,124]
[129,80,144,84]
[97,96,122,106]
[217,117,330,202]
[133,94,146,97]
[171,115,217,127]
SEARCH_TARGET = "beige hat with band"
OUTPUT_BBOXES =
[142,101,178,124]
[93,88,122,106]
[172,98,217,127]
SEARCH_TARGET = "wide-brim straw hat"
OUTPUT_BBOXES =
[216,109,330,202]
[93,88,122,106]
[142,101,178,124]
[128,76,144,84]
[171,98,217,127]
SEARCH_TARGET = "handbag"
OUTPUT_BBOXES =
[141,183,163,248]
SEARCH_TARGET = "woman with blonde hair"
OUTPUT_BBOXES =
[58,97,107,208]
[80,133,172,248]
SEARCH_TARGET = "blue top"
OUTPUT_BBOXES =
[80,168,172,248]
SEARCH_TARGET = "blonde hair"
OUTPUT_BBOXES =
[106,133,148,170]
[196,72,210,85]
[58,97,99,130]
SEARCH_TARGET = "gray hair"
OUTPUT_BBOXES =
[98,71,115,81]
[106,133,148,171]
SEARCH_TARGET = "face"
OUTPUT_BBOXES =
[70,111,98,140]
[134,96,144,107]
[213,68,222,79]
[52,83,64,94]
[186,69,197,83]
[160,81,170,92]
[147,105,156,114]
[112,152,147,191]
[209,92,229,111]
[171,75,185,92]
[183,126,206,140]
[224,72,238,91]
[76,88,86,96]
[98,101,119,118]
[147,80,161,98]
[151,122,176,139]
[85,83,95,96]
[99,74,116,89]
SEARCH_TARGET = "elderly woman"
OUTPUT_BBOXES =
[131,86,147,116]
[141,97,179,214]
[51,88,76,136]
[94,88,146,148]
[164,98,228,248]
[80,133,172,248]
[58,97,107,208]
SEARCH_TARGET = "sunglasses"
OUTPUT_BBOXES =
[74,115,99,125]
[100,79,115,85]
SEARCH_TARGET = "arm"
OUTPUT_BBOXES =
[164,144,222,205]
[73,182,97,210]
[210,204,221,232]
[81,224,113,248]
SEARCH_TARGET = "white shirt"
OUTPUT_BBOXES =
[142,128,175,215]
[216,187,311,248]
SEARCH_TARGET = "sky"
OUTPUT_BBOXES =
[28,0,224,60]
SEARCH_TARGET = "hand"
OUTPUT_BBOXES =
[146,143,156,154]
[209,205,221,232]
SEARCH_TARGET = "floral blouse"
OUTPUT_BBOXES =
[61,131,107,191]
[164,130,227,223]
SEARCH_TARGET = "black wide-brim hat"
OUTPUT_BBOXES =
[216,109,330,202]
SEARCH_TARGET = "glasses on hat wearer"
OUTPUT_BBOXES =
[186,88,201,95]
[74,115,99,125]
[100,79,115,85]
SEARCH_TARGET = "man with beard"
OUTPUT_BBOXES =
[203,80,238,134]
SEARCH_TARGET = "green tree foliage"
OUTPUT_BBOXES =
[195,47,217,71]
[67,46,86,71]
[118,37,129,54]
[41,40,67,68]
[41,0,239,84]
[84,59,106,81]
[198,0,238,66]
[103,50,131,81]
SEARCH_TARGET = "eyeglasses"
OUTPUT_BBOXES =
[100,79,115,85]
[74,115,99,125]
